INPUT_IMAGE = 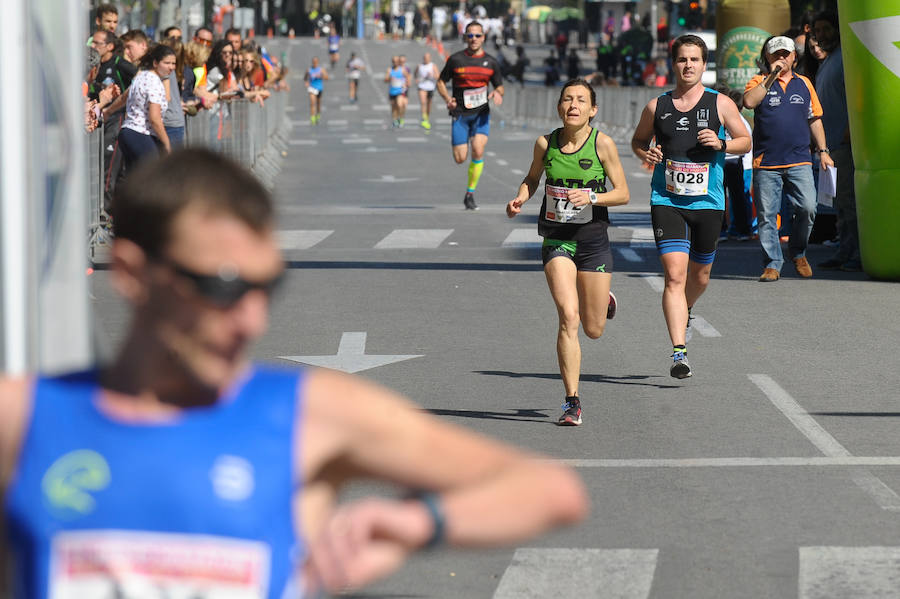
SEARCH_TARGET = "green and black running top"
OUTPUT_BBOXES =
[538,127,609,241]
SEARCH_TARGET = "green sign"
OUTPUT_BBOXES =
[718,26,769,91]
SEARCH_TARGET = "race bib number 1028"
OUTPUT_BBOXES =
[665,159,709,196]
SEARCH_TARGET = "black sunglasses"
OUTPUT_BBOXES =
[466,33,483,39]
[156,257,285,307]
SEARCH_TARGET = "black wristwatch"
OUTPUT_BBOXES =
[719,138,727,152]
[817,148,830,154]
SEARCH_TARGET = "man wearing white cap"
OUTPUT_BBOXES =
[743,35,833,282]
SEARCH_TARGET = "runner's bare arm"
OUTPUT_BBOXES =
[593,132,630,207]
[717,93,751,155]
[299,368,587,590]
[631,98,662,165]
[435,78,453,108]
[0,377,31,490]
[507,135,549,217]
[490,84,504,106]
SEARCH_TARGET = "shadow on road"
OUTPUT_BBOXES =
[474,370,680,389]
[423,407,552,424]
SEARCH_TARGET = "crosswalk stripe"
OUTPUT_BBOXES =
[364,118,384,125]
[326,119,348,126]
[276,230,333,250]
[397,137,427,143]
[341,138,373,144]
[496,159,508,166]
[288,139,318,146]
[691,315,721,337]
[373,105,389,111]
[339,105,359,111]
[799,547,900,598]
[493,548,658,599]
[290,119,310,127]
[374,229,454,249]
[502,229,542,248]
[640,274,665,292]
[617,248,642,262]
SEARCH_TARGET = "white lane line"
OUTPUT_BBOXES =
[339,105,359,111]
[397,137,427,143]
[342,137,373,144]
[374,229,454,249]
[618,248,642,262]
[276,230,333,250]
[799,547,900,598]
[326,119,348,126]
[290,119,311,127]
[288,139,318,146]
[511,168,525,175]
[364,118,384,125]
[372,104,390,111]
[559,457,900,468]
[487,151,497,157]
[496,159,508,166]
[493,548,657,599]
[690,315,721,337]
[640,274,665,292]
[750,374,900,511]
[434,118,451,125]
[631,170,651,178]
[502,229,542,248]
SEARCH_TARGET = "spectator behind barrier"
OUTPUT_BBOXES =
[205,40,239,101]
[95,3,118,34]
[121,30,151,65]
[118,44,176,171]
[182,41,214,110]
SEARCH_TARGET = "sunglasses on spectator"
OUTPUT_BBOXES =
[196,38,213,47]
[466,33,483,39]
[155,257,285,307]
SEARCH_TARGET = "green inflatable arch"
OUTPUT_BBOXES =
[838,2,900,279]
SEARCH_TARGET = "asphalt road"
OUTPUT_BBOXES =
[91,35,900,599]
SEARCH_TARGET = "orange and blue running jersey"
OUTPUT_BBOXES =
[744,71,823,169]
[4,365,305,598]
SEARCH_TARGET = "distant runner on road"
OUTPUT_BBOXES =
[436,20,504,210]
[304,56,329,125]
[507,78,630,426]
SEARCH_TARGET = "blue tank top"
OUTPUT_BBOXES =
[4,365,305,598]
[308,66,324,91]
[388,66,406,96]
[650,88,726,211]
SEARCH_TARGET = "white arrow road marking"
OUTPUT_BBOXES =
[750,374,900,511]
[280,332,423,374]
[361,174,419,182]
[800,547,900,598]
[493,548,658,599]
[849,16,900,79]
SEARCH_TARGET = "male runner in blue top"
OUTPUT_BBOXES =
[0,149,587,597]
[631,35,750,379]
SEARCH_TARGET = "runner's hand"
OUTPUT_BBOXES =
[566,188,593,207]
[644,145,663,166]
[306,498,431,594]
[697,128,721,149]
[446,97,457,111]
[490,90,503,106]
[506,197,525,217]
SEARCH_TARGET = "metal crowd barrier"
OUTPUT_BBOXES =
[495,85,661,143]
[88,91,290,253]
